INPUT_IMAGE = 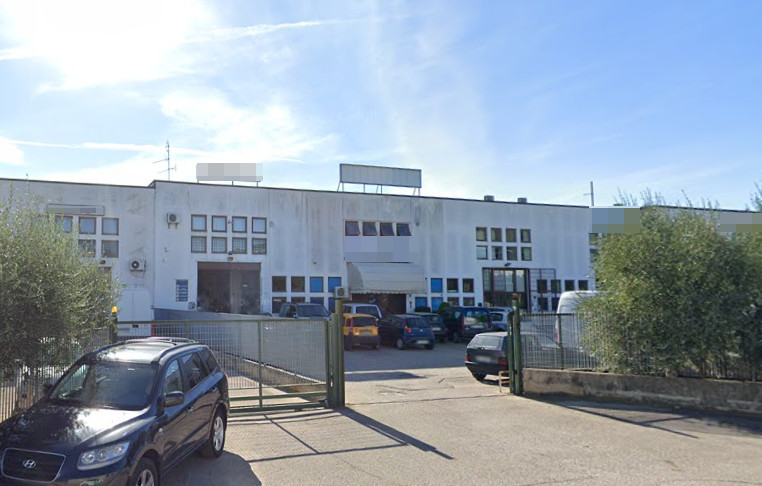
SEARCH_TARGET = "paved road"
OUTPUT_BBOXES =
[165,341,762,485]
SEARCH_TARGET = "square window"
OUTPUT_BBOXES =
[380,222,395,236]
[191,214,207,232]
[463,278,474,293]
[291,276,305,293]
[551,279,561,293]
[521,247,532,261]
[447,296,459,306]
[212,216,227,232]
[565,280,575,291]
[538,297,549,311]
[447,278,459,293]
[589,232,599,245]
[78,239,95,257]
[191,236,206,253]
[492,246,503,260]
[310,277,324,293]
[252,217,267,234]
[345,221,360,236]
[102,218,119,235]
[431,278,443,293]
[252,238,267,255]
[272,276,287,292]
[79,217,96,234]
[463,297,475,306]
[232,216,247,233]
[537,279,548,293]
[101,240,119,258]
[211,237,227,253]
[310,296,325,307]
[491,228,502,242]
[476,227,487,241]
[396,223,411,236]
[578,280,589,291]
[506,246,518,261]
[175,279,188,302]
[362,221,378,236]
[232,237,247,254]
[327,277,342,292]
[431,297,443,312]
[414,296,428,309]
[476,245,488,260]
[328,297,336,313]
[520,229,532,243]
[506,228,517,242]
[55,215,72,233]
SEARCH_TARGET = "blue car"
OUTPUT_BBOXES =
[378,314,436,350]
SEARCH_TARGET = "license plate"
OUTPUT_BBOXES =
[474,355,495,363]
[432,326,441,331]
[415,340,428,345]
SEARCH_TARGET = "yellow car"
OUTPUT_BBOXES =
[343,313,380,351]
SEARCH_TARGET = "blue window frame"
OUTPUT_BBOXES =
[310,296,325,307]
[310,277,324,293]
[415,297,428,309]
[327,277,342,292]
[328,297,336,313]
[430,278,443,293]
[431,297,443,312]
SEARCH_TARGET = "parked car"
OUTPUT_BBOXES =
[0,337,229,486]
[439,306,491,342]
[412,312,447,343]
[343,313,380,351]
[342,302,382,320]
[487,307,515,331]
[279,302,330,319]
[378,314,436,350]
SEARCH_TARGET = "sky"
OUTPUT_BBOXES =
[0,0,760,210]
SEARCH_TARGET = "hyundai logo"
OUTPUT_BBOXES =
[22,459,37,469]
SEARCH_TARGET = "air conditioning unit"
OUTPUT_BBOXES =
[129,259,146,271]
[167,212,180,224]
[333,286,348,298]
[98,259,108,266]
[188,301,197,310]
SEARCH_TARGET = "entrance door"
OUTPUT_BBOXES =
[482,268,529,309]
[197,262,261,314]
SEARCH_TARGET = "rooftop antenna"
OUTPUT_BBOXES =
[153,140,175,181]
[584,180,595,206]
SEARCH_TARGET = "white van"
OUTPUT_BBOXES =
[557,291,600,314]
[342,302,382,320]
[555,291,600,348]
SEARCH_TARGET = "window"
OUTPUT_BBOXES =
[590,248,599,261]
[181,353,209,390]
[362,221,378,236]
[492,246,503,260]
[79,217,96,234]
[252,238,267,255]
[578,280,589,291]
[272,276,287,292]
[463,297,475,306]
[520,229,532,243]
[521,247,532,261]
[431,297,443,312]
[476,245,488,260]
[102,218,119,235]
[447,296,459,306]
[506,246,518,261]
[211,237,227,253]
[232,237,247,254]
[551,279,561,293]
[291,296,306,303]
[447,278,459,293]
[212,216,227,232]
[55,215,73,233]
[291,276,305,293]
[491,228,502,242]
[397,223,411,236]
[476,227,487,241]
[252,217,267,234]
[163,360,184,395]
[431,278,443,293]
[101,240,119,258]
[414,296,428,309]
[380,222,395,236]
[537,279,548,293]
[191,236,206,253]
[463,278,474,293]
[232,216,247,233]
[175,279,188,302]
[328,297,336,313]
[565,280,575,291]
[345,221,360,236]
[310,296,325,307]
[78,239,95,257]
[327,277,342,292]
[538,297,549,311]
[589,232,599,245]
[310,277,324,293]
[191,214,206,232]
[506,228,517,242]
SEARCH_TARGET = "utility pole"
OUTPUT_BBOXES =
[584,181,595,207]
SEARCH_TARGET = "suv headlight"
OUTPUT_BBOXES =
[77,441,129,470]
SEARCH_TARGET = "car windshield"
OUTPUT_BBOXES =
[469,335,504,350]
[422,314,443,324]
[405,317,429,328]
[355,306,381,318]
[50,360,157,410]
[489,312,505,323]
[464,309,490,324]
[352,316,377,327]
[298,304,329,318]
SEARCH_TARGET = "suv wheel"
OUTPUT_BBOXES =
[452,331,461,343]
[200,409,226,458]
[130,458,157,486]
[395,338,405,350]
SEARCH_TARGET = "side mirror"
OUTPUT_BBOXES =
[164,391,185,408]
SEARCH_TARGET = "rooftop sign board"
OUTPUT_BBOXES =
[339,164,421,189]
[196,163,263,183]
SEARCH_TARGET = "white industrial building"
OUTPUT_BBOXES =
[0,170,596,320]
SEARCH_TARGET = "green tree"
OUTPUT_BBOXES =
[581,193,756,376]
[0,189,120,375]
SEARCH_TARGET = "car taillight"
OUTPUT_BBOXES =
[465,353,472,362]
[405,326,412,333]
[498,357,507,367]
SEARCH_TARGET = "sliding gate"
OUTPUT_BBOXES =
[148,318,331,414]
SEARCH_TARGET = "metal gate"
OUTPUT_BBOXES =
[146,318,333,414]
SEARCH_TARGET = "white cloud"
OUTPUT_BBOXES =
[0,137,24,165]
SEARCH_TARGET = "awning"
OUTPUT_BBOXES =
[347,262,426,294]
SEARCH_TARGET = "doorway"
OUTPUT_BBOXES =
[197,262,261,314]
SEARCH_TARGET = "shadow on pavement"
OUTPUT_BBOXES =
[345,370,425,382]
[163,451,261,486]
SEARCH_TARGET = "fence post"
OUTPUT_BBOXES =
[511,295,524,395]
[556,314,565,369]
[327,304,345,409]
[257,321,264,409]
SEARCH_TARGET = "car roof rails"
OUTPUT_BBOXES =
[125,336,197,345]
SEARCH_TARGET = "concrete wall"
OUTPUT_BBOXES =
[524,369,762,417]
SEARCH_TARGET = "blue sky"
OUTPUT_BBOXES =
[0,0,760,209]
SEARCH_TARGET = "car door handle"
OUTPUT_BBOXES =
[210,386,217,393]
[186,405,194,414]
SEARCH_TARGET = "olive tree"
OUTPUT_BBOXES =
[0,189,120,375]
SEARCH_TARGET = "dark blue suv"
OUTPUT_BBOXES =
[0,337,229,486]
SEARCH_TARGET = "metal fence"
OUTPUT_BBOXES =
[0,327,113,422]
